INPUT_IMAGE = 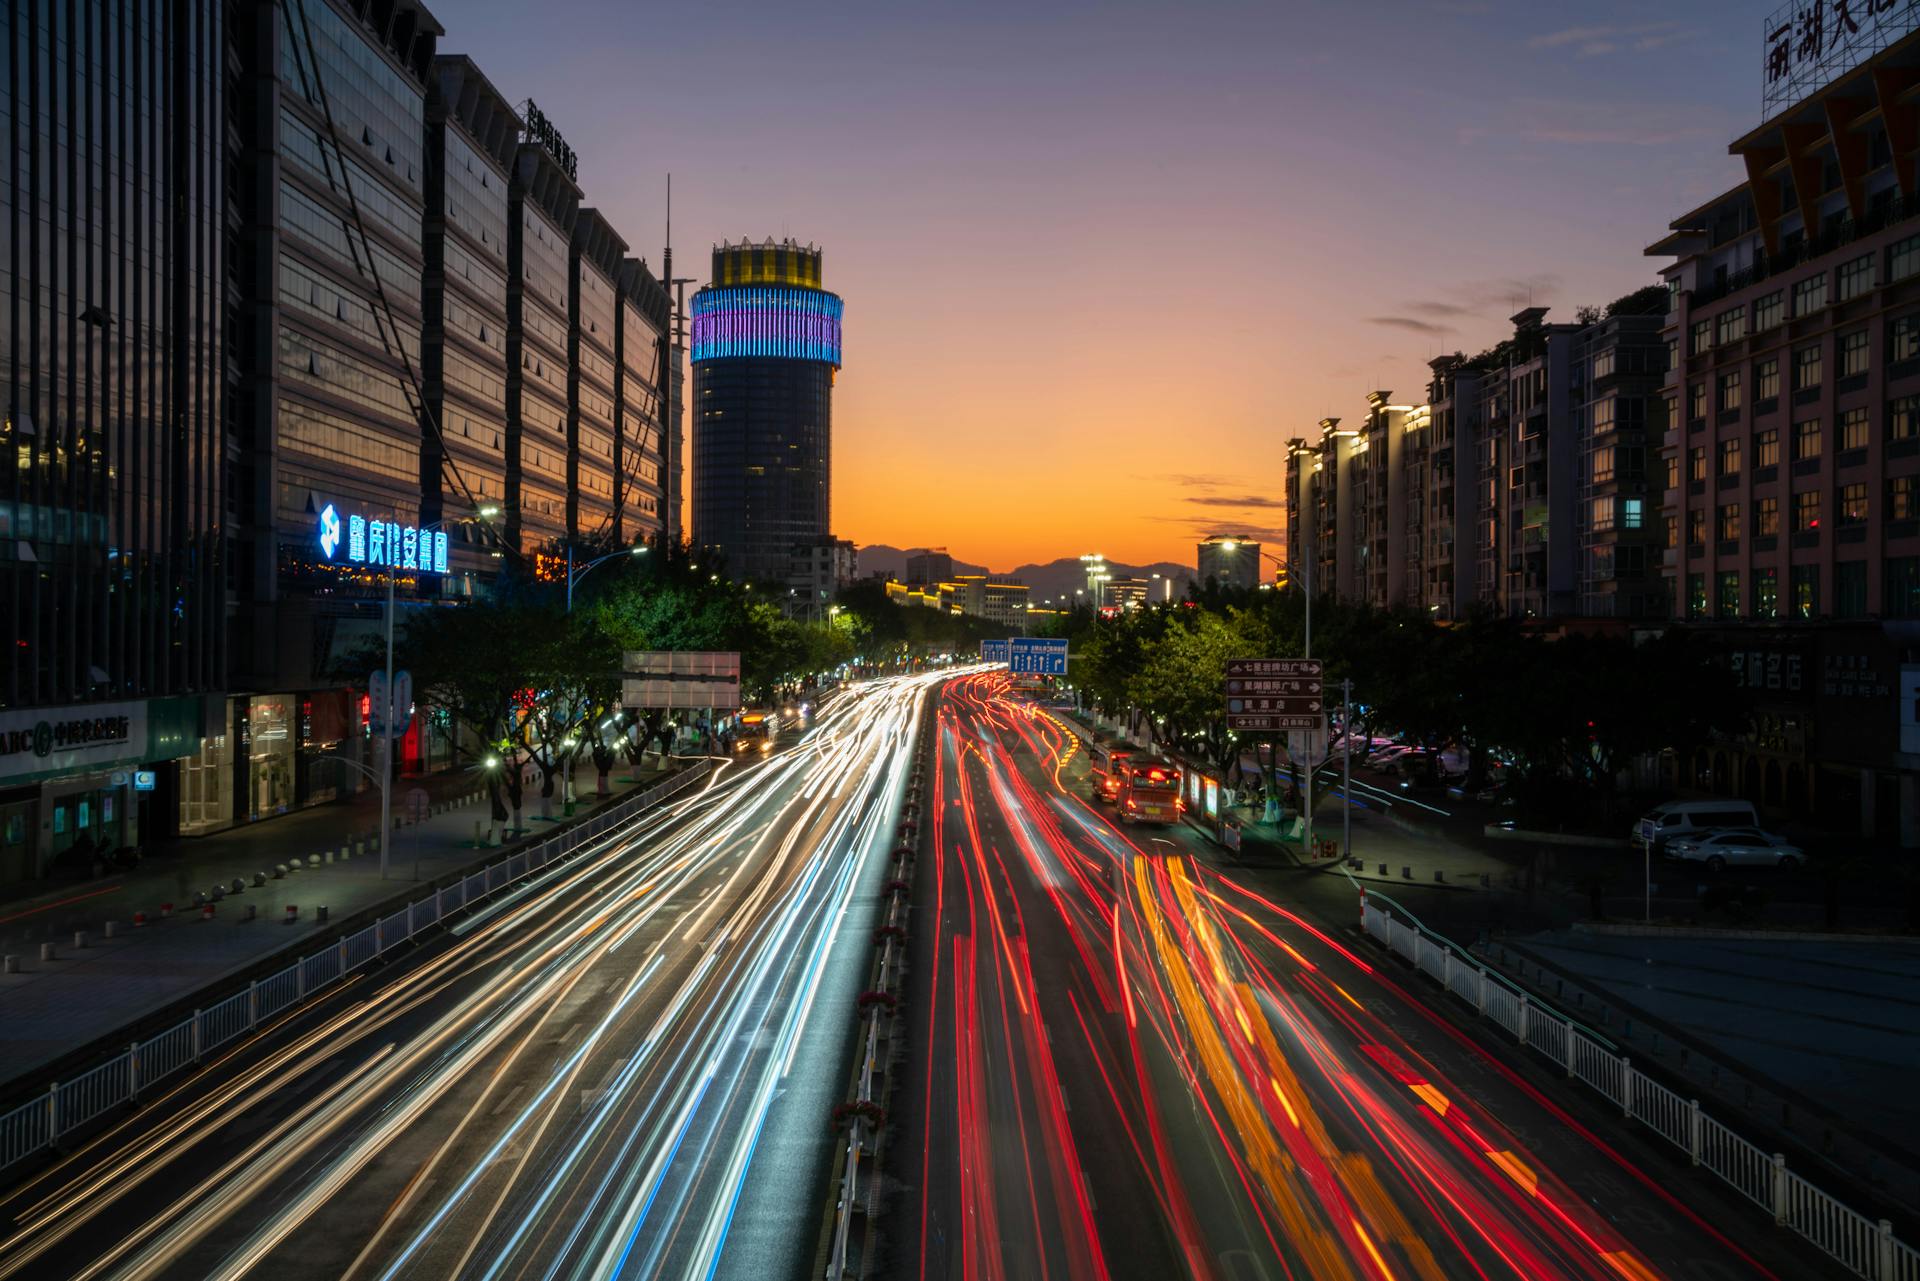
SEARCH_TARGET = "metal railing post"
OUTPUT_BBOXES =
[248,980,259,1029]
[1771,1153,1789,1225]
[129,1042,141,1100]
[1878,1220,1895,1280]
[191,1009,203,1062]
[1688,1098,1703,1166]
[1475,965,1488,1015]
[1562,1019,1574,1077]
[1517,992,1530,1046]
[297,958,307,1000]
[1620,1056,1633,1119]
[47,1083,59,1147]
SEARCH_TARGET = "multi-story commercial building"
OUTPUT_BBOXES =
[690,239,845,583]
[615,259,671,543]
[951,575,1031,628]
[905,548,954,586]
[1572,304,1668,618]
[1,1,674,882]
[1196,536,1261,591]
[1,0,231,876]
[788,537,859,618]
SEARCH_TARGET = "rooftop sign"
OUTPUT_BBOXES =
[1764,0,1920,116]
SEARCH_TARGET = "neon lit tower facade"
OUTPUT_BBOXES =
[689,239,845,582]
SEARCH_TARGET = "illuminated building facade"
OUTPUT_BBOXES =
[1196,537,1261,592]
[690,240,845,583]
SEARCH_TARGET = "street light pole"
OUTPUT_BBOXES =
[561,544,647,807]
[379,534,395,879]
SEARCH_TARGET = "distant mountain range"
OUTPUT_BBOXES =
[859,546,1196,605]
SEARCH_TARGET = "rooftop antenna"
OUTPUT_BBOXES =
[662,173,672,288]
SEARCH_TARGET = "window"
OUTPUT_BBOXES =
[1756,427,1781,468]
[1837,254,1875,301]
[1755,567,1780,618]
[1840,407,1870,451]
[1756,495,1780,537]
[1665,454,1681,491]
[1894,396,1920,441]
[1836,561,1868,619]
[1687,573,1708,619]
[1663,515,1679,549]
[1592,446,1616,484]
[1588,496,1616,532]
[1715,309,1747,346]
[1688,382,1707,421]
[1890,557,1920,618]
[1754,291,1784,332]
[1691,320,1712,355]
[1717,571,1741,618]
[1892,475,1918,521]
[1794,488,1822,531]
[1718,503,1742,541]
[1755,357,1780,401]
[1718,370,1742,411]
[1839,482,1869,524]
[1794,418,1823,460]
[1791,565,1820,618]
[1894,233,1920,283]
[1893,315,1920,364]
[1719,437,1741,476]
[1689,446,1707,482]
[1687,508,1706,545]
[1623,497,1644,529]
[1794,343,1823,390]
[1841,329,1870,377]
[1794,273,1828,316]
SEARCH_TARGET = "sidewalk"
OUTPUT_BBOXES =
[0,763,671,1093]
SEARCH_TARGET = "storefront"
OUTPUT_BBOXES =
[0,700,171,884]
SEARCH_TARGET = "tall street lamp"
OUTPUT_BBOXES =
[559,544,649,807]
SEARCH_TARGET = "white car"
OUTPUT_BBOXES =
[1665,829,1803,872]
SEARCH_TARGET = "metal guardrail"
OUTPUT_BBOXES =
[1360,895,1919,1280]
[0,765,709,1176]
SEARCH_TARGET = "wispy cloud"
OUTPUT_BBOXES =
[1168,473,1234,489]
[1368,316,1454,336]
[1185,494,1288,509]
[1528,22,1689,59]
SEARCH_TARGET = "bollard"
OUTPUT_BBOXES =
[103,920,116,939]
[289,856,303,870]
[274,864,287,879]
[316,906,329,923]
[253,872,266,887]
[73,930,87,950]
[160,903,173,917]
[133,911,147,928]
[201,903,215,921]
[1434,869,1446,883]
[1481,873,1491,888]
[474,820,484,847]
[355,840,365,858]
[1401,866,1412,879]
[284,905,299,924]
[40,942,56,962]
[231,878,245,895]
[338,845,350,861]
[1378,863,1388,875]
[324,850,334,864]
[2,955,16,974]
[211,884,226,900]
[243,904,257,922]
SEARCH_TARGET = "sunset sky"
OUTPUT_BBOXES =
[456,0,1770,572]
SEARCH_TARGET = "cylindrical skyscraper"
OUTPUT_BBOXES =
[689,239,845,583]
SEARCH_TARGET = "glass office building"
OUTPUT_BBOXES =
[690,240,844,583]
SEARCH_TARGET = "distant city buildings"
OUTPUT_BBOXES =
[689,239,845,583]
[789,537,859,619]
[905,548,954,586]
[884,572,1030,630]
[1196,536,1261,592]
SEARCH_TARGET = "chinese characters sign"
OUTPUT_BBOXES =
[1764,1,1920,116]
[316,504,449,574]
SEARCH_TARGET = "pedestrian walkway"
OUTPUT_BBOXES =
[0,762,673,1092]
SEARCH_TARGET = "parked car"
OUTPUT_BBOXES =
[1632,800,1760,854]
[1665,829,1804,872]
[1368,745,1418,769]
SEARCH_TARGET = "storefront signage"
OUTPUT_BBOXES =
[133,770,156,791]
[1763,1,1920,116]
[316,504,449,574]
[0,702,148,783]
[521,99,578,181]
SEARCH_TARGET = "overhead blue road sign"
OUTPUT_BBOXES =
[1007,637,1068,675]
[981,639,1011,664]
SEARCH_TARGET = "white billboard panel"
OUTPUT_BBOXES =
[622,651,742,711]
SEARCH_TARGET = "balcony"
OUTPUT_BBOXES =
[1685,195,1920,309]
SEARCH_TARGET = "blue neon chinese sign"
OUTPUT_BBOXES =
[316,503,449,574]
[690,286,844,368]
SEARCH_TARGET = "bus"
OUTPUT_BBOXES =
[1088,738,1142,804]
[734,710,781,754]
[1113,756,1181,825]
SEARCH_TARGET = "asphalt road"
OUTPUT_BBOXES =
[0,674,937,1281]
[885,672,1849,1281]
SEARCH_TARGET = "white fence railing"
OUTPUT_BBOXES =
[1360,896,1918,1280]
[0,765,709,1175]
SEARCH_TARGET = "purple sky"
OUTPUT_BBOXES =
[450,0,1769,570]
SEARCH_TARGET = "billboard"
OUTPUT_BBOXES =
[622,651,742,710]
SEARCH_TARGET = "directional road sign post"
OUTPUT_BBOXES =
[981,639,1011,664]
[1007,636,1069,676]
[1224,658,1323,731]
